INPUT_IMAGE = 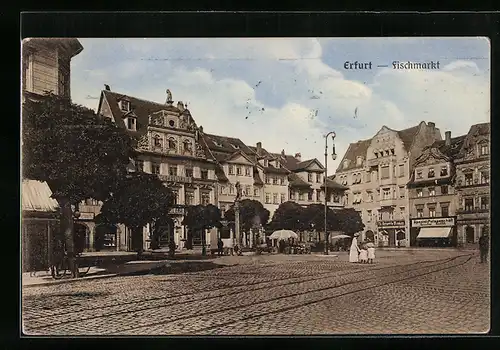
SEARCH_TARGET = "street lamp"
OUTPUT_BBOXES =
[324,131,337,255]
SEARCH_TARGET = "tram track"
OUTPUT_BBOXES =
[23,254,464,324]
[24,254,473,334]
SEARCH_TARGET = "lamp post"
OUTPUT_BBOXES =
[324,131,337,255]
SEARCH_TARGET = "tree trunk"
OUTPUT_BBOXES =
[58,197,78,278]
[131,227,143,255]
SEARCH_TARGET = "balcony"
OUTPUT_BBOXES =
[456,208,489,215]
[379,198,398,207]
[158,174,193,183]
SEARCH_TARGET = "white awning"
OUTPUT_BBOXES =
[417,227,452,239]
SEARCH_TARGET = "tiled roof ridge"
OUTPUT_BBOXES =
[103,90,181,109]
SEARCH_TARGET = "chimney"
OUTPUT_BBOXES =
[104,84,111,91]
[198,125,203,133]
[428,122,435,128]
[256,142,262,154]
[281,149,285,156]
[177,101,185,112]
[295,153,302,162]
[445,131,451,146]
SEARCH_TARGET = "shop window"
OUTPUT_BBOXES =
[299,193,305,201]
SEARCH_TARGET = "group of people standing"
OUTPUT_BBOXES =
[349,233,375,264]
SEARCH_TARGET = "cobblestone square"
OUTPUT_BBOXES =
[22,250,490,335]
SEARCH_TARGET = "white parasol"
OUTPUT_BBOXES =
[330,234,352,240]
[269,230,298,241]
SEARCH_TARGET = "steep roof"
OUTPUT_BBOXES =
[202,133,257,162]
[430,135,467,159]
[288,173,312,188]
[321,178,348,191]
[336,139,371,172]
[459,122,490,156]
[22,180,59,213]
[397,124,421,151]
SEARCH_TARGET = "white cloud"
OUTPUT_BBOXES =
[71,39,490,175]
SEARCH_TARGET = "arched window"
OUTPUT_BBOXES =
[183,139,193,153]
[153,135,162,148]
[168,137,177,150]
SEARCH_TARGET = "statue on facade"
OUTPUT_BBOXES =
[166,89,173,104]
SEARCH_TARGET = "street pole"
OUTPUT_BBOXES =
[324,131,337,255]
[235,201,241,250]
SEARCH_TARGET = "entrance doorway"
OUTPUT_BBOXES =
[466,226,475,243]
[152,217,174,249]
[74,223,89,253]
[388,229,396,247]
[95,224,117,251]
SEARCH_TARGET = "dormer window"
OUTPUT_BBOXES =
[428,168,435,178]
[479,142,489,156]
[126,117,136,131]
[120,100,130,112]
[416,170,423,179]
[356,156,363,166]
[390,149,395,155]
[343,160,349,169]
[213,140,224,147]
[385,150,390,156]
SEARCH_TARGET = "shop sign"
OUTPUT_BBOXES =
[78,212,94,220]
[169,207,185,215]
[377,220,405,228]
[411,217,455,227]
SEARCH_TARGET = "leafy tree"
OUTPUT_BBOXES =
[22,93,135,276]
[95,172,175,253]
[337,208,365,236]
[182,204,222,255]
[225,199,270,246]
[269,201,305,232]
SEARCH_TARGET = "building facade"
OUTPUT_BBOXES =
[453,123,490,247]
[336,121,442,247]
[22,39,84,269]
[407,131,465,247]
[96,88,220,251]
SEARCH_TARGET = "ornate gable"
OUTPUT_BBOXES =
[414,147,449,167]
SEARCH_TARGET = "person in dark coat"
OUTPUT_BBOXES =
[479,233,489,263]
[217,238,224,256]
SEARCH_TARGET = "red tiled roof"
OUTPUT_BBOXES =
[429,135,467,159]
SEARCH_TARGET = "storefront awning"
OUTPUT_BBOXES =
[417,227,452,239]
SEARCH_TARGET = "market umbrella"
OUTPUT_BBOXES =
[269,230,298,241]
[330,234,351,239]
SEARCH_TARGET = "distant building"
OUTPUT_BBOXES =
[453,123,490,247]
[335,121,441,247]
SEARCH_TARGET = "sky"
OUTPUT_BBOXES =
[71,37,490,174]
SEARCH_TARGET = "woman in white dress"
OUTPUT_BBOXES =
[349,233,360,263]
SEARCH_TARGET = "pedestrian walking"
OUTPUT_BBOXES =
[217,238,224,257]
[479,233,489,263]
[349,233,360,263]
[367,241,376,264]
[359,242,368,264]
